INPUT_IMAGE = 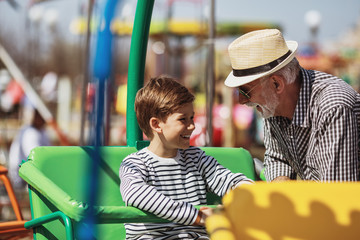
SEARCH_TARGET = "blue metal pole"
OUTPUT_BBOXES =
[79,0,119,239]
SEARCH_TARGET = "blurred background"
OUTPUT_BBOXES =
[0,0,360,223]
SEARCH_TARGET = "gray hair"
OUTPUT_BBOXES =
[272,57,300,84]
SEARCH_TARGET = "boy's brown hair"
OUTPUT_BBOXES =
[135,75,195,139]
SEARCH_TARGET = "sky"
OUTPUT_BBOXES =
[0,0,360,50]
[215,0,360,45]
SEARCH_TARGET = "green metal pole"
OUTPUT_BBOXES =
[126,0,155,147]
[25,211,73,240]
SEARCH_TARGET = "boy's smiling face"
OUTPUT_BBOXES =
[156,102,195,156]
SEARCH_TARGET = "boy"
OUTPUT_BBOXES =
[119,75,253,239]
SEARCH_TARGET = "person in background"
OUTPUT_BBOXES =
[119,75,253,239]
[224,29,360,182]
[8,107,50,192]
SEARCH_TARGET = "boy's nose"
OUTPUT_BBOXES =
[188,122,195,131]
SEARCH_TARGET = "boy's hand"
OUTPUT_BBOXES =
[194,206,222,226]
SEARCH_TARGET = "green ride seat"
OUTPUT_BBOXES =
[19,146,256,240]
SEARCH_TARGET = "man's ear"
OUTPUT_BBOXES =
[271,74,285,94]
[149,117,162,133]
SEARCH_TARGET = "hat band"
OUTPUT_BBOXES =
[232,50,291,77]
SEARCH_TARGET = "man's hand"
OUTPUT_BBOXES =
[273,176,291,182]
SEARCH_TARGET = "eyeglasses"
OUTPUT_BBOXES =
[237,80,263,100]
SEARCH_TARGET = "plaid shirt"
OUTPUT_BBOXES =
[263,68,360,181]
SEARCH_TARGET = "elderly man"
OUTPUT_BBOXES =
[225,29,360,181]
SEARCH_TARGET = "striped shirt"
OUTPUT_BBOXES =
[119,146,253,239]
[264,68,360,181]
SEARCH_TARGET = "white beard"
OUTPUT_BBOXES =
[246,90,279,119]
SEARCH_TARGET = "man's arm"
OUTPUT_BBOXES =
[263,120,296,181]
[316,106,359,181]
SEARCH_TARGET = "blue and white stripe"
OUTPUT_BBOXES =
[120,146,252,239]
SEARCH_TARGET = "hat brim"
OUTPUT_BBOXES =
[224,40,298,87]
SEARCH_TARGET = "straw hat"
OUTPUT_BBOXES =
[225,29,298,87]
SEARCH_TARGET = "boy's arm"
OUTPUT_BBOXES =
[119,158,199,225]
[199,153,254,197]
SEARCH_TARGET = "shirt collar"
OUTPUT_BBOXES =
[292,68,313,127]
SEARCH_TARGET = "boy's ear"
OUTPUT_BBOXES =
[149,117,162,133]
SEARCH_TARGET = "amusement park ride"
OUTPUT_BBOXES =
[0,0,359,240]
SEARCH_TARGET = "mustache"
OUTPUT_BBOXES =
[245,102,258,107]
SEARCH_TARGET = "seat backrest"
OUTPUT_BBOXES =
[27,146,137,206]
[20,146,255,239]
[202,147,255,179]
[22,146,137,240]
